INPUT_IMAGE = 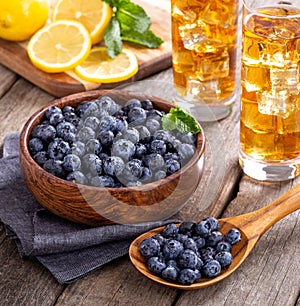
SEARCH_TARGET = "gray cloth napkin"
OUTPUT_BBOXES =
[0,133,178,284]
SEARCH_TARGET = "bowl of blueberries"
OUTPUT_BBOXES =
[19,90,205,226]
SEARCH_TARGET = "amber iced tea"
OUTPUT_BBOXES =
[171,0,239,107]
[239,1,300,181]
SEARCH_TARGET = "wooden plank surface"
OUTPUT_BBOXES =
[0,0,172,97]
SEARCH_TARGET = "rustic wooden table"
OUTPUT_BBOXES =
[0,62,299,306]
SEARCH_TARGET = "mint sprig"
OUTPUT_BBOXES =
[162,107,201,134]
[102,0,164,58]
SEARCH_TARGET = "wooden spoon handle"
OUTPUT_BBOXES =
[222,184,300,238]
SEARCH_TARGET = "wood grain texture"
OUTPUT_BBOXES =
[0,0,171,97]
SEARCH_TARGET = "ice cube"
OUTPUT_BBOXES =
[257,91,296,118]
[179,20,206,50]
[270,67,299,95]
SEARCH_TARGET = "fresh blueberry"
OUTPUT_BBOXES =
[141,99,153,110]
[176,234,189,244]
[103,156,124,177]
[214,251,233,268]
[71,141,85,157]
[99,116,117,132]
[165,159,181,175]
[64,111,80,126]
[147,109,164,121]
[32,124,56,143]
[153,130,171,142]
[194,236,206,249]
[45,106,62,119]
[62,105,74,113]
[203,217,220,231]
[179,221,196,235]
[28,138,44,155]
[111,139,135,161]
[47,138,71,160]
[194,269,202,281]
[202,260,222,278]
[183,238,198,253]
[195,257,204,270]
[216,241,232,253]
[75,101,98,118]
[62,154,81,172]
[162,223,179,238]
[134,125,150,141]
[153,169,166,181]
[33,151,48,166]
[56,121,77,143]
[66,171,87,185]
[114,116,128,133]
[178,143,195,161]
[178,249,198,269]
[76,126,95,143]
[145,118,161,134]
[139,237,161,258]
[205,231,223,247]
[83,116,100,131]
[82,153,102,176]
[225,228,241,245]
[161,266,178,281]
[134,143,147,159]
[150,139,166,155]
[119,128,139,144]
[49,112,65,126]
[178,268,197,285]
[120,159,143,182]
[127,107,147,124]
[143,153,165,171]
[199,247,216,264]
[147,256,166,275]
[140,166,152,183]
[152,234,166,247]
[85,138,102,155]
[98,130,114,147]
[163,239,184,259]
[96,95,119,115]
[124,98,142,113]
[43,159,65,178]
[195,220,211,238]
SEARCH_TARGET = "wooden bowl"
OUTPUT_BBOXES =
[19,90,205,226]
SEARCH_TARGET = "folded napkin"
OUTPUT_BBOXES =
[0,133,178,284]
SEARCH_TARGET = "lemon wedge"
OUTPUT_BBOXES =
[74,46,139,83]
[51,0,112,45]
[27,20,91,73]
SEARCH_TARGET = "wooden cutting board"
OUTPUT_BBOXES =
[0,0,172,97]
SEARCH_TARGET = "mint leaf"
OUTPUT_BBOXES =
[116,0,151,33]
[121,29,164,48]
[104,16,123,58]
[162,107,201,134]
[102,0,119,7]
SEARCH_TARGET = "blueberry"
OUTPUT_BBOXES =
[199,247,216,264]
[127,107,147,124]
[99,116,117,132]
[32,124,56,143]
[140,167,152,183]
[195,257,204,270]
[144,153,165,171]
[83,116,100,131]
[164,152,181,162]
[62,105,74,113]
[111,139,135,161]
[216,241,232,253]
[28,138,44,155]
[178,249,198,269]
[166,259,179,268]
[134,125,150,141]
[202,260,222,278]
[147,256,166,275]
[147,109,164,121]
[224,228,241,245]
[119,128,139,144]
[214,251,233,268]
[163,239,184,259]
[43,159,65,178]
[114,116,128,133]
[153,170,166,181]
[85,138,102,155]
[139,237,160,258]
[124,98,142,113]
[56,121,77,143]
[75,101,98,118]
[194,269,202,281]
[165,159,181,175]
[120,159,143,182]
[152,234,166,247]
[103,156,124,177]
[145,118,161,134]
[45,106,62,119]
[49,112,65,126]
[203,217,220,231]
[183,238,198,253]
[96,96,119,115]
[205,231,223,247]
[141,99,153,110]
[162,223,179,238]
[161,266,178,281]
[179,221,196,236]
[176,234,189,243]
[71,141,85,157]
[98,130,114,147]
[76,126,95,143]
[178,268,197,285]
[64,111,80,126]
[47,138,71,160]
[194,236,206,249]
[66,171,87,185]
[82,153,102,175]
[33,151,48,166]
[90,175,115,187]
[178,143,195,161]
[153,130,171,142]
[150,139,166,155]
[134,143,147,159]
[62,154,81,172]
[195,220,211,238]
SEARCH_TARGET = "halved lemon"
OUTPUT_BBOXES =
[27,20,91,73]
[74,46,139,83]
[51,0,112,45]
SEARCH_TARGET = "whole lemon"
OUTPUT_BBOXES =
[0,0,50,41]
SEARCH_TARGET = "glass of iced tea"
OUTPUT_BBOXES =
[239,0,300,181]
[171,0,240,121]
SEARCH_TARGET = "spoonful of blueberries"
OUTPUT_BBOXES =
[129,184,300,289]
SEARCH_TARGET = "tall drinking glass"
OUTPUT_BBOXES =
[239,0,300,181]
[171,0,240,121]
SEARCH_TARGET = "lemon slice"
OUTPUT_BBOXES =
[27,20,91,73]
[74,47,139,83]
[51,0,112,45]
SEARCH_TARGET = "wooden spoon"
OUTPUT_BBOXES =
[129,184,300,290]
